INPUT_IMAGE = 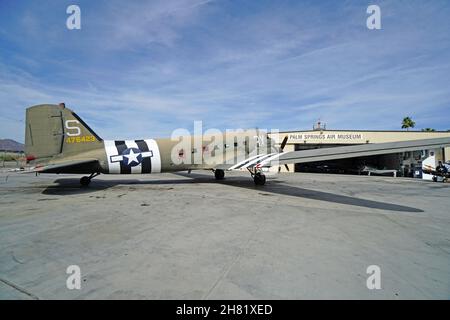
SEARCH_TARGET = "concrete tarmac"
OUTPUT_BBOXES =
[0,170,449,299]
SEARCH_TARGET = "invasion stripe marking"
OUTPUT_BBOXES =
[144,139,161,173]
[239,153,276,170]
[115,140,131,174]
[229,153,268,170]
[135,140,152,173]
[105,140,120,174]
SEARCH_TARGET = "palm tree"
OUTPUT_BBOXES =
[401,117,415,131]
[421,128,435,132]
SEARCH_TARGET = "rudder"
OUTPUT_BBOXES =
[25,103,102,161]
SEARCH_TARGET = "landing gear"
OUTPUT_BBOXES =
[253,172,266,185]
[80,172,100,186]
[245,167,267,186]
[214,169,225,180]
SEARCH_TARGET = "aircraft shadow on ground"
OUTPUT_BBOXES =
[42,172,423,213]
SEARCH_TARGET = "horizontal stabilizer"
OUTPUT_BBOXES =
[33,159,100,174]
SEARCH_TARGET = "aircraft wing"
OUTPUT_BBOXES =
[32,159,100,174]
[224,153,279,171]
[257,137,450,168]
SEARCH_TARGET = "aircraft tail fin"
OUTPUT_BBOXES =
[25,103,103,162]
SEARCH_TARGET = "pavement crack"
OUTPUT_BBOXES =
[11,251,25,264]
[202,225,260,300]
[0,278,40,300]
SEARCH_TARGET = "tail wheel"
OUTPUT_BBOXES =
[254,173,266,185]
[80,172,100,186]
[214,169,225,180]
[80,176,91,186]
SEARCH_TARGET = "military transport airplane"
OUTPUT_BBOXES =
[24,103,450,186]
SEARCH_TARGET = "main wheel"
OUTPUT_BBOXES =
[80,176,91,186]
[214,169,225,180]
[254,173,266,185]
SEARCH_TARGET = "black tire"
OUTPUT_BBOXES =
[80,176,91,186]
[254,173,266,185]
[214,169,225,180]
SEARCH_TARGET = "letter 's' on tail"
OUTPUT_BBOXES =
[25,103,103,162]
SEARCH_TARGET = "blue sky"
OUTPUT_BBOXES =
[1,0,450,142]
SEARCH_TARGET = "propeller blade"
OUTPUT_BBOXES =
[280,136,288,151]
[284,164,290,172]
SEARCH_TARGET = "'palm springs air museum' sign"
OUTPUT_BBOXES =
[287,132,366,144]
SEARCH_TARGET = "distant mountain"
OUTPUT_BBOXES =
[0,139,24,152]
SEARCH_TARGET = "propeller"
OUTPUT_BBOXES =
[280,135,288,152]
[278,136,290,172]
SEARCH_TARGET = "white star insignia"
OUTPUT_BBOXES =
[124,149,140,165]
